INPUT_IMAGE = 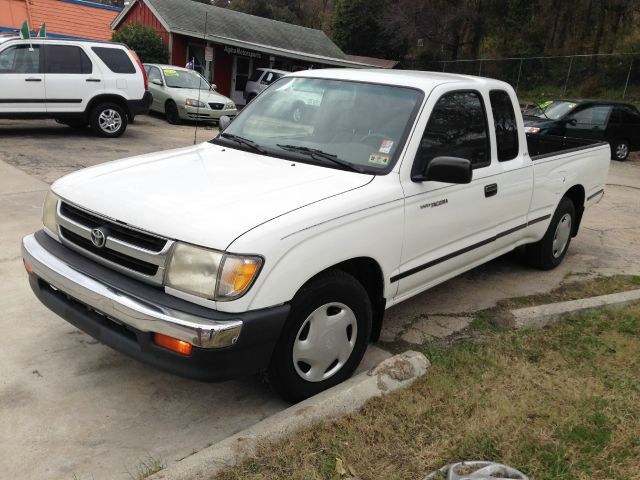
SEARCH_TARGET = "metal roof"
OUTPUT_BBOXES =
[112,0,374,68]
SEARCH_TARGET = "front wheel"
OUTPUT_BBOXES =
[90,103,127,137]
[267,270,372,402]
[165,100,181,125]
[525,197,575,270]
[611,139,629,161]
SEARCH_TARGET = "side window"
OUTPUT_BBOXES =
[0,45,41,74]
[45,45,92,74]
[413,91,490,176]
[567,106,612,129]
[261,72,281,85]
[148,66,162,84]
[489,90,519,161]
[91,47,136,73]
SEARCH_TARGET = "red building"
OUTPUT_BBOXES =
[0,0,121,40]
[111,0,379,104]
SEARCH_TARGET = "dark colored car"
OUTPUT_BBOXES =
[523,100,640,160]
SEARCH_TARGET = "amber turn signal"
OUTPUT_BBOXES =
[153,333,193,356]
[23,259,33,274]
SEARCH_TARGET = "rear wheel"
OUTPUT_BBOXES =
[525,197,575,270]
[267,270,372,402]
[165,100,181,125]
[611,139,629,161]
[89,103,127,137]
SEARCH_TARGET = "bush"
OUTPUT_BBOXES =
[112,22,169,64]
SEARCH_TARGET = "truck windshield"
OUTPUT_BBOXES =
[163,69,210,89]
[525,100,578,120]
[214,77,423,174]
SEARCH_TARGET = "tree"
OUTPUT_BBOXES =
[112,22,169,64]
[332,0,406,59]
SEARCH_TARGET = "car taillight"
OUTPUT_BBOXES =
[129,49,148,91]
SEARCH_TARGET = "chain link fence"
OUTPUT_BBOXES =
[421,53,639,106]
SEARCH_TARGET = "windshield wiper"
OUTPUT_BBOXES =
[276,144,366,173]
[220,132,266,154]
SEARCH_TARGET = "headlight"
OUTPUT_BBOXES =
[524,126,541,134]
[224,101,236,110]
[185,98,207,107]
[165,242,262,301]
[42,191,60,237]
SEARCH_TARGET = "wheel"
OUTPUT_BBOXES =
[291,102,304,123]
[89,103,127,137]
[165,100,181,125]
[611,139,629,161]
[525,197,576,270]
[267,270,372,402]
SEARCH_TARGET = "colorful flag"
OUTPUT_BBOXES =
[38,23,46,38]
[19,20,30,40]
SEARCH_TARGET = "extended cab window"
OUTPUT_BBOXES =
[489,90,519,161]
[45,45,92,74]
[91,47,135,73]
[0,45,40,73]
[261,71,281,85]
[413,91,490,176]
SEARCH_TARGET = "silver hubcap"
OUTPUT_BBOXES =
[292,302,358,382]
[552,213,572,258]
[98,109,122,133]
[616,143,628,159]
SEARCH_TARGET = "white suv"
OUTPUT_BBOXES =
[0,35,151,137]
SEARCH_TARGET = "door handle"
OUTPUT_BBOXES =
[86,78,101,82]
[25,77,42,82]
[484,183,498,197]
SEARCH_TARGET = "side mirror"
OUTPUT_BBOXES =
[566,118,577,126]
[219,115,232,130]
[210,84,217,91]
[413,156,472,184]
[151,78,163,86]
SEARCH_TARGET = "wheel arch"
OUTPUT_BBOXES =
[297,257,386,342]
[85,94,131,120]
[563,184,585,236]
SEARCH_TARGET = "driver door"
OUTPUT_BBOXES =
[395,89,502,300]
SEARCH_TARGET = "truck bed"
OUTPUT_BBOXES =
[527,134,609,160]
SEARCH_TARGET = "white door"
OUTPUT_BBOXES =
[0,44,46,113]
[43,44,100,113]
[231,56,252,105]
[395,89,531,302]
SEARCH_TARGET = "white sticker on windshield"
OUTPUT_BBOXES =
[368,153,389,166]
[379,139,394,154]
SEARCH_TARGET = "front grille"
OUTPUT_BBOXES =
[60,202,166,252]
[60,227,159,276]
[209,102,224,110]
[57,202,171,284]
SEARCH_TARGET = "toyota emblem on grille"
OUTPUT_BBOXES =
[90,227,107,248]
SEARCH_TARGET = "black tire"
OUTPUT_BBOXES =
[165,100,181,125]
[267,270,372,402]
[89,103,127,138]
[611,139,630,161]
[525,197,576,270]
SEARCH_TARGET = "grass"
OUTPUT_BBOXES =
[129,456,166,479]
[215,302,640,480]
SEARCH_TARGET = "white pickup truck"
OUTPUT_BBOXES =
[22,70,610,401]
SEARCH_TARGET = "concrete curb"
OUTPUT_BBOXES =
[150,350,429,480]
[510,288,640,328]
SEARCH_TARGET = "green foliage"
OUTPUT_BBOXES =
[332,0,407,59]
[112,22,169,64]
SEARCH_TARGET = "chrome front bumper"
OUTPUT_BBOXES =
[22,233,242,349]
